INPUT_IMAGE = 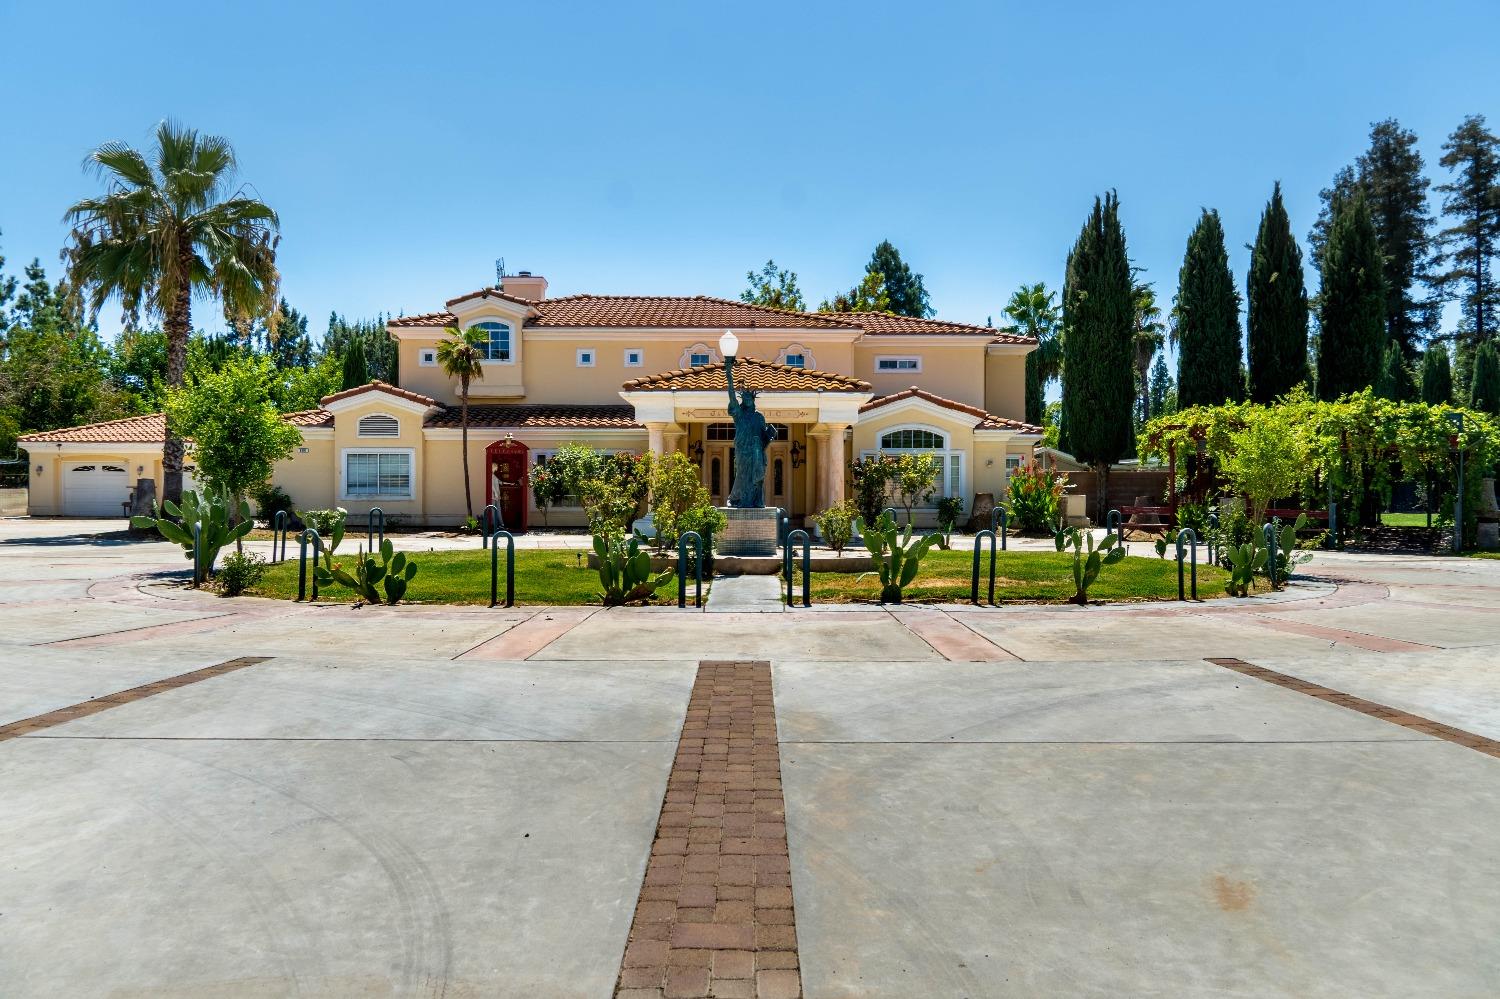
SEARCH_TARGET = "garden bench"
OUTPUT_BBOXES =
[1117,504,1175,538]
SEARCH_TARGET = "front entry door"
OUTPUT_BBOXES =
[485,438,530,532]
[764,443,790,510]
[704,444,733,506]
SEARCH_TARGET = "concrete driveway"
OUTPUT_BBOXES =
[2,518,1498,997]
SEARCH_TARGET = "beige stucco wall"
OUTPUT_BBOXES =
[271,436,334,513]
[22,447,162,516]
[852,341,989,408]
[307,399,431,523]
[983,351,1028,423]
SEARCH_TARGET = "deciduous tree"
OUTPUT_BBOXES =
[740,260,805,311]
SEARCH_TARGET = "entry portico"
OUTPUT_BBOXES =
[620,357,872,516]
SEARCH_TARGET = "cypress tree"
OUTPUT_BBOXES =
[1024,351,1044,426]
[1375,341,1416,401]
[1317,194,1388,400]
[1175,209,1244,407]
[341,335,369,390]
[1469,342,1500,415]
[1061,192,1136,511]
[1246,183,1310,403]
[1420,346,1454,405]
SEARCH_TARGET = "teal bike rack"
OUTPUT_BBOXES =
[783,529,810,608]
[971,529,997,605]
[489,529,515,607]
[678,531,704,609]
[296,528,323,601]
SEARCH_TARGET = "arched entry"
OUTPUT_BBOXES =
[485,436,530,532]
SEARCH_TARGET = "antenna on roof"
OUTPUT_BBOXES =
[495,257,506,285]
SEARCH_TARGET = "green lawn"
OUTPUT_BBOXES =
[249,547,699,606]
[798,550,1235,604]
[1380,512,1437,527]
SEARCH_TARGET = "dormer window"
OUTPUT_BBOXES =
[690,352,712,367]
[472,321,512,362]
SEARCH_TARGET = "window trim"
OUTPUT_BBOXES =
[418,348,437,367]
[340,447,415,501]
[576,348,596,367]
[623,348,644,368]
[680,342,720,368]
[875,355,923,373]
[356,412,402,438]
[470,320,514,364]
[777,343,815,369]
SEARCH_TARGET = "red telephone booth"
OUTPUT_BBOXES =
[485,436,530,533]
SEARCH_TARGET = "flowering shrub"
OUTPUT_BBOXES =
[1007,461,1067,534]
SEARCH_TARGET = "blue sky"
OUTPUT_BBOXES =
[1,0,1497,344]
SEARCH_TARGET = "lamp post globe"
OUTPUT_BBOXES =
[719,330,739,359]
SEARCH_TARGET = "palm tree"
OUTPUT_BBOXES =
[437,325,487,519]
[64,121,280,506]
[1130,280,1167,425]
[999,282,1062,426]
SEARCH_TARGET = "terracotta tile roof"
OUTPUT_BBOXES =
[425,404,640,430]
[860,386,1043,434]
[388,310,457,328]
[828,311,1034,341]
[391,295,861,331]
[444,287,538,309]
[528,295,860,329]
[622,357,872,393]
[319,380,439,408]
[18,408,334,444]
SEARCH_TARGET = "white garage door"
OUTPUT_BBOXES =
[64,464,129,517]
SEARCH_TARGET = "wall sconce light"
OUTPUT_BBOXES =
[689,440,705,466]
[36,465,44,474]
[137,465,144,475]
[790,440,804,469]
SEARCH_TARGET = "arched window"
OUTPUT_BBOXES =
[472,321,512,362]
[681,343,719,368]
[357,413,401,438]
[866,426,963,503]
[880,428,945,450]
[777,343,815,369]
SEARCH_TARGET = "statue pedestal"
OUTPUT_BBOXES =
[717,506,780,557]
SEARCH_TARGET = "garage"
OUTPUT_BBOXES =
[63,464,129,517]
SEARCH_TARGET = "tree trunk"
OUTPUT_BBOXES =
[460,382,473,518]
[1095,462,1110,527]
[161,253,194,509]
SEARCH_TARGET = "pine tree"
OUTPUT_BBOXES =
[1061,192,1136,510]
[1469,342,1500,415]
[1420,346,1454,405]
[341,335,368,390]
[866,241,932,318]
[1175,209,1244,407]
[1360,121,1438,355]
[1247,183,1310,403]
[1375,341,1416,401]
[1318,194,1388,399]
[269,297,312,372]
[1434,114,1500,348]
[1148,351,1174,418]
[0,229,17,328]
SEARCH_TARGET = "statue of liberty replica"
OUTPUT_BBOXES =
[715,331,781,554]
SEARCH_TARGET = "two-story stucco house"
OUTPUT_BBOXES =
[20,271,1040,527]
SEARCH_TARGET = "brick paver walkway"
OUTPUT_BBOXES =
[615,661,802,999]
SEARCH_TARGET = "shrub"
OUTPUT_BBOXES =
[649,451,725,550]
[1052,525,1126,605]
[1177,500,1210,536]
[593,532,673,605]
[890,452,941,524]
[936,495,965,533]
[548,445,650,540]
[1007,461,1066,534]
[850,455,898,526]
[131,486,252,585]
[252,484,295,522]
[814,500,857,554]
[314,539,418,605]
[217,550,267,596]
[298,507,347,567]
[855,511,943,604]
[529,461,568,527]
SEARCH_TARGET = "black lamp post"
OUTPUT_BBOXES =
[1448,411,1465,553]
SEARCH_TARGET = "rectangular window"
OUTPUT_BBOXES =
[690,352,712,367]
[343,450,412,499]
[419,349,437,366]
[876,356,922,372]
[475,322,511,362]
[624,348,644,367]
[577,348,596,367]
[784,353,805,368]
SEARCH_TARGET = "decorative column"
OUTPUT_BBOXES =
[645,422,667,457]
[807,428,830,513]
[822,424,848,508]
[662,423,687,458]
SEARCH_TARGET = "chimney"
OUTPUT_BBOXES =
[500,270,548,301]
